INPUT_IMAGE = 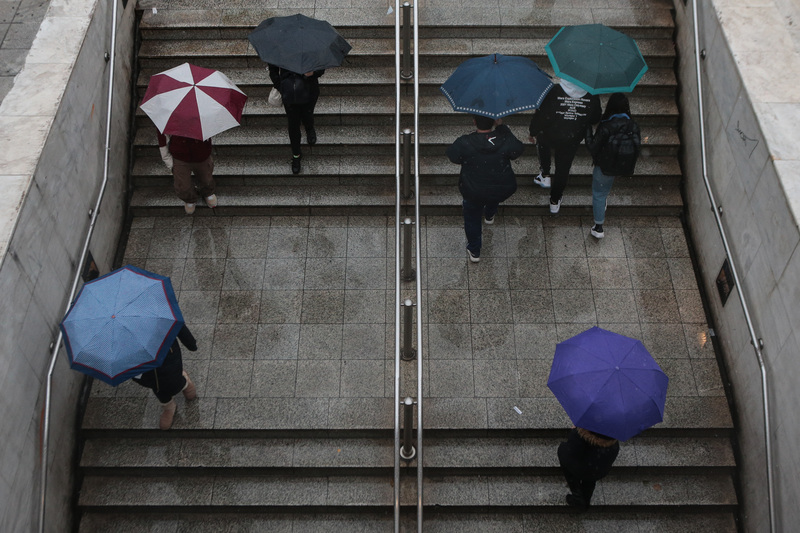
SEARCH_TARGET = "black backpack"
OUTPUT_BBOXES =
[279,71,311,105]
[597,120,640,176]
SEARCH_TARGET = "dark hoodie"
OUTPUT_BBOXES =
[529,85,601,146]
[446,124,524,204]
[558,427,620,482]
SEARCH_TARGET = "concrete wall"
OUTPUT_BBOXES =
[0,0,135,530]
[673,0,800,531]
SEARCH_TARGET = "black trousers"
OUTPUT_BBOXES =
[537,141,581,204]
[562,466,597,506]
[132,347,186,403]
[284,96,318,156]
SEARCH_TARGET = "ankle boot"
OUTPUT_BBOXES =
[159,399,176,430]
[182,371,197,401]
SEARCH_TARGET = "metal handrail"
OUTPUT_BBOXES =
[38,0,120,530]
[392,1,403,530]
[690,1,774,530]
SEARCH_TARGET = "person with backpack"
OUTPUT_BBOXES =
[447,115,524,262]
[528,79,601,214]
[267,64,325,174]
[584,93,641,239]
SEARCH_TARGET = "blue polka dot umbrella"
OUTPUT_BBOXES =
[59,265,184,386]
[548,327,669,441]
[440,54,554,119]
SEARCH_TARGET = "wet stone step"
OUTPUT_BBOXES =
[81,397,732,433]
[78,509,737,533]
[77,471,736,508]
[80,435,734,470]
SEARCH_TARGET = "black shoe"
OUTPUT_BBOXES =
[291,156,301,174]
[307,129,317,146]
[566,493,588,509]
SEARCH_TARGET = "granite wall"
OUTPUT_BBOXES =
[0,0,136,530]
[673,0,800,531]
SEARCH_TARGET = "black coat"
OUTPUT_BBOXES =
[267,64,324,100]
[446,124,524,204]
[132,325,196,393]
[529,85,601,146]
[558,428,620,482]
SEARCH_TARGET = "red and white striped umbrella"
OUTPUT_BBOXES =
[140,63,247,141]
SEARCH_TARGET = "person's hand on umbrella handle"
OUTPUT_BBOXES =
[159,146,174,170]
[529,135,537,145]
[304,71,314,77]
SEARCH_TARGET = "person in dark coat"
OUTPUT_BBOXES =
[446,115,524,262]
[267,64,325,174]
[132,324,198,430]
[528,80,601,214]
[558,426,620,508]
[584,93,641,239]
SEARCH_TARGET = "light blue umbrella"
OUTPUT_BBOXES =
[440,54,554,119]
[547,327,668,441]
[59,265,184,386]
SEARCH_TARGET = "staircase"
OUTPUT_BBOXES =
[75,1,739,531]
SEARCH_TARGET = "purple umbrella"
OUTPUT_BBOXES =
[547,327,668,441]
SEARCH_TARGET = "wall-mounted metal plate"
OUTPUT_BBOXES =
[716,258,735,306]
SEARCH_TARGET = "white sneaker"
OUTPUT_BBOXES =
[591,224,605,239]
[549,199,561,214]
[484,214,495,225]
[534,172,551,188]
[205,194,218,208]
[184,202,196,215]
[467,249,480,263]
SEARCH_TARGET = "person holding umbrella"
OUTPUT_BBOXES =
[131,324,198,430]
[528,79,601,214]
[558,426,620,509]
[248,14,352,175]
[267,64,324,174]
[446,114,524,262]
[140,63,248,214]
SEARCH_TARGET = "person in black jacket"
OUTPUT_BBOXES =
[585,93,641,239]
[268,64,325,174]
[558,427,620,509]
[446,115,524,262]
[529,80,601,213]
[132,324,198,430]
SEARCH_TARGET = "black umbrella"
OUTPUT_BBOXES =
[248,14,352,74]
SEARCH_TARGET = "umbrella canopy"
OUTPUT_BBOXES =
[248,14,352,74]
[59,265,185,386]
[140,63,247,141]
[440,54,554,119]
[547,327,668,441]
[545,24,648,95]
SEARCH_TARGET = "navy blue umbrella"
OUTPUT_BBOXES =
[547,327,669,441]
[60,265,184,386]
[440,54,554,119]
[248,14,352,74]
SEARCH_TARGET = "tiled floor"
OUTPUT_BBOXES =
[90,213,724,421]
[0,0,50,104]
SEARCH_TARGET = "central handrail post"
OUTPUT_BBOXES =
[402,217,416,281]
[400,397,416,460]
[402,128,414,198]
[401,299,416,361]
[401,2,413,79]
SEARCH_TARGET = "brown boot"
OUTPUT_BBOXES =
[159,399,176,430]
[182,371,197,401]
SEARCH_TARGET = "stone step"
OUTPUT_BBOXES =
[130,154,681,181]
[78,508,737,533]
[128,181,683,217]
[135,65,678,95]
[133,94,680,126]
[137,36,677,70]
[133,125,681,156]
[80,396,733,434]
[79,435,735,471]
[77,471,737,509]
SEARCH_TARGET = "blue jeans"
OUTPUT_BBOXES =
[462,199,498,255]
[592,166,615,224]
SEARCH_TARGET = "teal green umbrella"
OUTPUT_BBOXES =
[545,24,648,95]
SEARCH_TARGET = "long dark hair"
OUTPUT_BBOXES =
[601,93,632,121]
